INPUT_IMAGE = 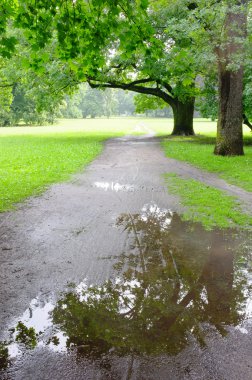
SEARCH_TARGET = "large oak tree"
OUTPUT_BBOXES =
[16,0,204,135]
[9,0,252,153]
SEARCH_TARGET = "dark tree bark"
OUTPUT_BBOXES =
[171,99,195,136]
[214,68,244,155]
[214,0,247,156]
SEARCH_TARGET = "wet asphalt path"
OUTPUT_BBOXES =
[0,135,252,379]
[0,135,180,332]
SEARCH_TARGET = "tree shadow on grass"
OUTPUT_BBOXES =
[165,134,252,146]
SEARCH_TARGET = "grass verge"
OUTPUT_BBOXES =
[162,134,252,193]
[0,118,139,212]
[165,173,252,230]
[0,134,104,212]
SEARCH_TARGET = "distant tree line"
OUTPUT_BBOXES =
[59,84,135,119]
[0,62,173,125]
[59,85,174,120]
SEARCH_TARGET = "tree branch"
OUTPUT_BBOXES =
[88,78,176,107]
[159,80,174,95]
[243,113,252,131]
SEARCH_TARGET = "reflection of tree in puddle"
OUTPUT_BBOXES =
[1,204,251,371]
[52,204,251,357]
[0,343,8,370]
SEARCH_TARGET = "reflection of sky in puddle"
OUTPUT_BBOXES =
[2,203,252,369]
[94,181,135,192]
[7,297,67,359]
[18,298,54,331]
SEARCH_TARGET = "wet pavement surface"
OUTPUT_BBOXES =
[0,135,252,379]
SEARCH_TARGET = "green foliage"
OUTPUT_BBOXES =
[79,85,105,119]
[117,90,135,115]
[134,93,173,116]
[165,173,252,230]
[102,88,119,118]
[11,83,61,125]
[15,321,37,349]
[59,96,83,119]
[15,0,204,105]
[135,93,165,111]
[59,84,135,119]
[197,65,252,123]
[0,1,18,58]
[244,56,252,121]
[0,56,13,125]
[0,29,79,126]
[0,342,8,370]
[0,86,13,125]
[197,74,218,121]
[2,0,252,128]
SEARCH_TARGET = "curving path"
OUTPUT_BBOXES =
[0,134,251,380]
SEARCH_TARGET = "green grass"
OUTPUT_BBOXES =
[165,173,252,230]
[161,121,252,192]
[1,117,251,215]
[147,118,252,138]
[0,118,142,212]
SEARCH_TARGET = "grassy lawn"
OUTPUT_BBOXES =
[165,174,252,230]
[0,118,141,212]
[160,120,252,192]
[156,119,252,229]
[1,117,251,222]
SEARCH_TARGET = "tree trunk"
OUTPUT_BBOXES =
[171,99,195,136]
[214,0,247,156]
[214,68,244,155]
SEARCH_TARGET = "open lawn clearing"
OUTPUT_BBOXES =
[0,118,145,212]
[1,117,251,213]
[0,118,150,137]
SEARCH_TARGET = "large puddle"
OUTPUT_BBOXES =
[1,203,252,375]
